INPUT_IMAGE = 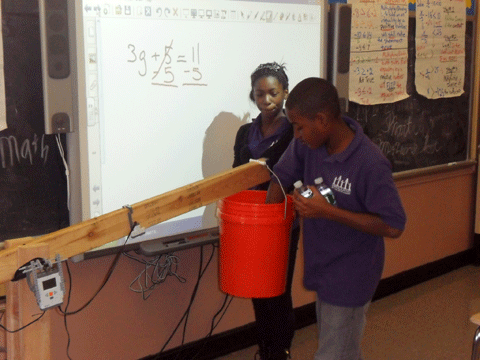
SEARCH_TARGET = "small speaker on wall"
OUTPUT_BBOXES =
[39,0,74,134]
[327,3,352,114]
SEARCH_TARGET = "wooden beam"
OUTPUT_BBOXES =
[0,160,271,284]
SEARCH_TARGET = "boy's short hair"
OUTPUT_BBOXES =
[285,77,341,119]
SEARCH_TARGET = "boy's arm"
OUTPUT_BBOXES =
[265,180,287,204]
[294,186,404,239]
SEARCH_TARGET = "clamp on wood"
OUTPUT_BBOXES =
[123,205,146,238]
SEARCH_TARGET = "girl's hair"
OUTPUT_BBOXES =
[249,62,289,101]
[285,77,341,119]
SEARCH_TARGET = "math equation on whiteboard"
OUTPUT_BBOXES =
[126,40,207,87]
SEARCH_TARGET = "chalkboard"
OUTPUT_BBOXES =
[347,17,472,173]
[0,1,69,241]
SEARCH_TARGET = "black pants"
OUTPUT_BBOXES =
[252,225,301,353]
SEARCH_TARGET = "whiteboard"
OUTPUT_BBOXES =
[68,0,327,244]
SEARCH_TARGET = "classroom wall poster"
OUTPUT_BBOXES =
[0,4,6,131]
[415,0,466,99]
[409,0,474,14]
[348,0,409,105]
[331,0,474,16]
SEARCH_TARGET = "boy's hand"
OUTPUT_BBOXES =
[293,185,332,218]
[294,185,404,238]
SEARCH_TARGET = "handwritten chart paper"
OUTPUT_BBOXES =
[415,0,465,99]
[349,0,409,105]
[0,5,6,131]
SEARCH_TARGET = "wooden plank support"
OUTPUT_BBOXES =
[0,160,271,284]
[6,243,51,359]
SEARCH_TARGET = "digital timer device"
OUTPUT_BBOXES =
[33,270,65,310]
[26,256,65,311]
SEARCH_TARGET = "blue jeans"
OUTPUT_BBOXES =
[314,297,370,360]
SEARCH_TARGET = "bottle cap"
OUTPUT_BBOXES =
[293,180,303,189]
[314,177,323,185]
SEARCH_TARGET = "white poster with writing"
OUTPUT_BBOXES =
[0,5,6,131]
[349,0,409,105]
[415,0,465,99]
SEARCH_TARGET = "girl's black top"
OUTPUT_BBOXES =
[232,115,294,191]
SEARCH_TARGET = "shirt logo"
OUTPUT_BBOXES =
[332,176,352,195]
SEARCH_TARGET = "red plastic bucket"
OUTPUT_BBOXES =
[217,190,295,298]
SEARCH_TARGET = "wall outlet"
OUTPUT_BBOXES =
[51,112,72,133]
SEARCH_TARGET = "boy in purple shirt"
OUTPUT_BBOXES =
[266,78,406,360]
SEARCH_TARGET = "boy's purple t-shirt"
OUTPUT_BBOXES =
[273,116,406,307]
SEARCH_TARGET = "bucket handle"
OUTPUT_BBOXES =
[249,159,288,219]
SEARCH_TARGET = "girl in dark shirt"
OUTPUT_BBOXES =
[232,62,299,360]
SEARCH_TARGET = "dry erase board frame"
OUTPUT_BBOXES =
[0,1,70,241]
[65,0,329,257]
[346,16,474,174]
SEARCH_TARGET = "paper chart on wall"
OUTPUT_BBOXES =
[349,0,409,105]
[415,0,466,99]
[0,5,6,131]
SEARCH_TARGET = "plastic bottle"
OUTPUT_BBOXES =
[314,177,337,205]
[293,180,313,198]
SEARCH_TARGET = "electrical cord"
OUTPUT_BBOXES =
[180,244,218,349]
[209,294,234,335]
[61,259,73,360]
[124,251,186,300]
[55,134,70,211]
[57,225,136,317]
[153,243,216,360]
[56,222,138,359]
[58,251,122,317]
[176,245,206,359]
[161,243,233,360]
[190,293,234,360]
[56,228,215,359]
[0,310,46,333]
